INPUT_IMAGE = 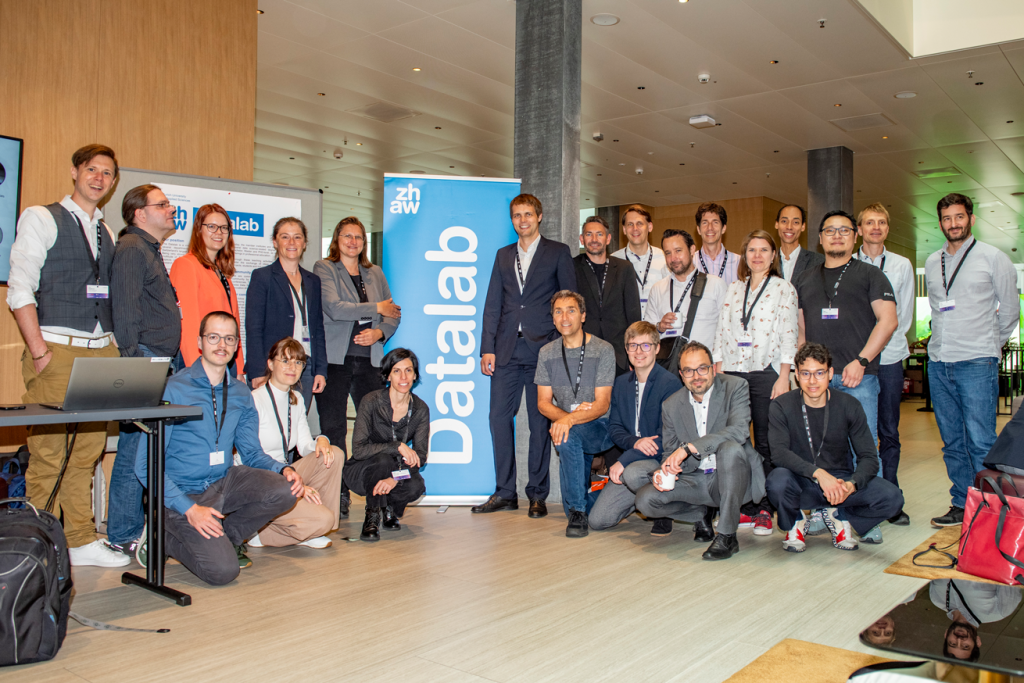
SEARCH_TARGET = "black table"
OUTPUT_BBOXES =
[0,403,203,606]
[908,353,934,413]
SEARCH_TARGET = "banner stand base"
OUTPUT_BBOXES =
[411,495,491,507]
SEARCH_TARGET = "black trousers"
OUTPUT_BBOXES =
[343,452,425,515]
[727,366,778,516]
[320,356,383,455]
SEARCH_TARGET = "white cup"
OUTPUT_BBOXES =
[654,470,677,491]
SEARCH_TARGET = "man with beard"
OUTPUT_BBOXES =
[924,193,1018,529]
[774,204,823,283]
[611,206,669,319]
[574,216,641,375]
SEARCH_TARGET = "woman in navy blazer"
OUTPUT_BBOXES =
[245,217,328,410]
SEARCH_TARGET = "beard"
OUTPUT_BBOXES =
[825,249,848,259]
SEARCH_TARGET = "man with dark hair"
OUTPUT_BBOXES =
[535,291,617,537]
[104,184,183,559]
[575,216,642,374]
[774,204,823,283]
[693,202,739,284]
[611,205,669,319]
[135,311,304,584]
[925,192,1018,528]
[633,341,765,560]
[766,343,903,554]
[6,144,126,567]
[477,194,576,518]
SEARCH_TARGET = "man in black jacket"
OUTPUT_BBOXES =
[574,216,642,375]
[766,343,903,553]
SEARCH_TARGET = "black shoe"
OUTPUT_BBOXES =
[360,507,382,542]
[566,510,589,538]
[888,509,911,526]
[471,494,519,513]
[651,518,673,536]
[339,490,351,519]
[528,498,547,518]
[702,533,739,561]
[693,507,715,543]
[931,506,964,528]
[382,505,401,530]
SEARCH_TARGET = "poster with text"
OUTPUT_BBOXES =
[0,135,24,283]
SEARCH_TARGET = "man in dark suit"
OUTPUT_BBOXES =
[775,204,824,283]
[574,216,642,375]
[475,194,577,518]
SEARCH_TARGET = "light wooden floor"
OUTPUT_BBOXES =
[4,399,1012,683]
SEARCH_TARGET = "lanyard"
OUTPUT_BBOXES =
[391,405,413,443]
[72,215,102,284]
[670,274,696,313]
[857,248,885,273]
[741,275,771,331]
[515,249,527,290]
[940,239,977,298]
[586,259,608,308]
[821,261,852,308]
[946,581,981,624]
[800,397,829,462]
[265,384,292,461]
[561,336,588,401]
[698,249,728,279]
[216,269,235,315]
[210,374,229,449]
[631,248,654,289]
[288,280,307,327]
[634,377,643,437]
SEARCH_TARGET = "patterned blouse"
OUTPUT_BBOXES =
[711,275,798,374]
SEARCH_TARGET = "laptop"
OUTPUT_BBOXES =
[41,357,172,411]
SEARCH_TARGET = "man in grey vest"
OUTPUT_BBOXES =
[7,144,127,567]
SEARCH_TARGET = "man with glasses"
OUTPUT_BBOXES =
[589,321,681,533]
[633,342,765,560]
[611,205,669,319]
[693,202,740,285]
[7,144,126,567]
[135,311,305,583]
[793,210,897,543]
[105,184,183,560]
[766,343,903,553]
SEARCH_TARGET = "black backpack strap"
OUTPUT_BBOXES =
[680,271,707,343]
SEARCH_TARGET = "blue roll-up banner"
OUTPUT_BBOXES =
[382,173,520,505]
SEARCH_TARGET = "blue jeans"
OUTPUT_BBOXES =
[928,357,999,507]
[107,344,183,544]
[554,417,612,516]
[830,373,881,477]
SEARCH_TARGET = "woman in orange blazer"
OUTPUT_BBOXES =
[169,203,244,376]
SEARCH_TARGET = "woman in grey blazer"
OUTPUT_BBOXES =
[314,217,401,516]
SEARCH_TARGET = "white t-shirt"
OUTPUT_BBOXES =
[611,244,669,318]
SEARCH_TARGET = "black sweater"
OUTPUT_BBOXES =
[767,389,879,491]
[352,389,430,466]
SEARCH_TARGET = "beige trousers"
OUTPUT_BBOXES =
[257,445,343,546]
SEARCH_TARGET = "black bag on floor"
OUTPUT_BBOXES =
[0,498,72,666]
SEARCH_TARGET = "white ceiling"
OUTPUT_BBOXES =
[253,0,1024,264]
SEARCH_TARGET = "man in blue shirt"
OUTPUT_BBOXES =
[136,311,304,585]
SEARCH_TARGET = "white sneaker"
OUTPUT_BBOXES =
[782,516,806,553]
[298,536,332,549]
[69,539,131,567]
[804,509,828,536]
[248,532,264,548]
[859,525,883,544]
[822,508,859,551]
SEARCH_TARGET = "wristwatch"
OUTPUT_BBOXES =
[856,356,869,367]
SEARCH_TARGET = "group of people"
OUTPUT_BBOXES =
[8,143,1020,585]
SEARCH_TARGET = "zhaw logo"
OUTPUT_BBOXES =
[390,184,420,214]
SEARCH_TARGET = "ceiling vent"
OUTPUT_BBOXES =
[830,113,895,132]
[914,167,961,179]
[347,101,421,123]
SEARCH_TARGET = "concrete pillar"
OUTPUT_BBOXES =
[514,0,582,247]
[597,205,620,252]
[806,146,854,253]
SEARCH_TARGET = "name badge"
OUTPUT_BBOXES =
[821,308,839,320]
[737,334,753,348]
[209,450,225,466]
[663,329,678,337]
[151,357,172,363]
[87,285,109,299]
[392,469,411,480]
[939,299,956,312]
[570,403,581,412]
[358,317,373,324]
[699,453,716,473]
[640,298,648,305]
[301,325,311,343]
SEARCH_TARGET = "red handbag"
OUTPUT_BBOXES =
[957,477,1024,585]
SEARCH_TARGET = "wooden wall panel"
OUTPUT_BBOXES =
[0,0,256,444]
[618,197,785,254]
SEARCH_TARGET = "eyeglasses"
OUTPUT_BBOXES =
[146,201,175,211]
[681,365,712,378]
[339,233,364,242]
[202,223,232,234]
[799,369,829,380]
[626,342,655,352]
[821,226,854,237]
[203,333,238,346]
[274,358,306,369]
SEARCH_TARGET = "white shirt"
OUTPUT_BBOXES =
[7,195,116,337]
[929,579,1021,627]
[516,235,541,293]
[855,247,914,365]
[689,385,716,471]
[780,245,802,283]
[712,276,799,374]
[635,380,646,436]
[289,284,312,355]
[611,243,669,318]
[643,270,727,347]
[250,382,326,464]
[694,246,740,285]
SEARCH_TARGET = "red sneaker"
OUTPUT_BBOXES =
[738,513,755,528]
[753,511,773,536]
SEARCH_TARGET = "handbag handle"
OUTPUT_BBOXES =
[995,472,1021,498]
[991,490,1024,585]
[913,542,957,569]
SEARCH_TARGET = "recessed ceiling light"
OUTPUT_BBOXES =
[317,93,325,97]
[773,150,779,153]
[591,13,619,26]
[449,166,454,168]
[679,163,686,165]
[1012,192,1024,196]
[412,67,421,72]
[613,139,619,142]
[894,91,917,99]
[435,126,442,130]
[834,103,842,107]
[655,190,659,193]
[769,60,779,64]
[637,86,646,90]
[257,9,264,14]
[597,173,602,176]
[289,157,294,160]
[975,82,984,85]
[1009,120,1016,124]
[732,182,738,184]
[882,136,889,139]
[618,163,625,166]
[356,143,362,146]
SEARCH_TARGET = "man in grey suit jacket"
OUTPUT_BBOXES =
[774,204,824,283]
[634,341,765,560]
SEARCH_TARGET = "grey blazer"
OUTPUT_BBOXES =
[660,373,766,503]
[313,259,399,367]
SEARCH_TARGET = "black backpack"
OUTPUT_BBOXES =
[0,498,72,666]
